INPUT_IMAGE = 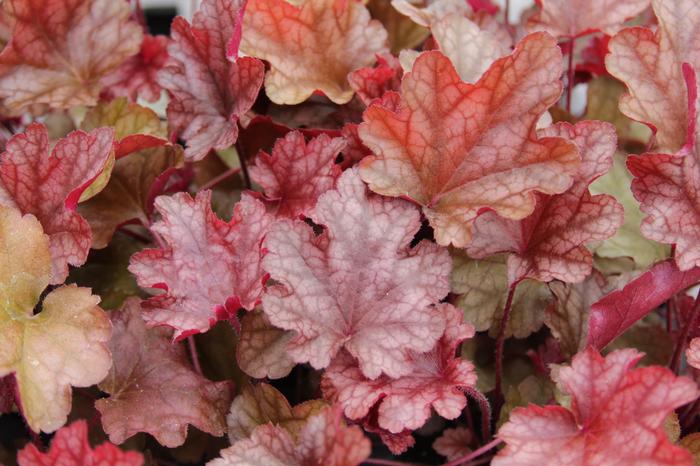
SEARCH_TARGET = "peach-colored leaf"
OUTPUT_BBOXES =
[262,168,449,379]
[210,407,370,466]
[17,420,143,466]
[466,121,622,283]
[157,0,264,161]
[359,33,580,247]
[227,383,326,443]
[0,0,142,111]
[96,298,233,448]
[433,427,472,461]
[102,34,169,103]
[129,192,272,340]
[249,131,345,219]
[494,348,699,466]
[606,0,700,152]
[323,304,476,433]
[0,206,111,433]
[527,0,650,38]
[241,0,388,105]
[0,123,114,283]
[687,337,700,370]
[236,310,295,380]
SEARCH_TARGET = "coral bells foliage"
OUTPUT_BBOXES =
[8,0,700,464]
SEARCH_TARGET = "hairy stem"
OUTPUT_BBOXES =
[464,387,491,442]
[188,336,203,375]
[670,293,700,373]
[443,438,504,466]
[566,37,576,113]
[494,281,518,399]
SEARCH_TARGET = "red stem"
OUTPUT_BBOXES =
[187,336,203,375]
[494,281,518,399]
[566,37,576,113]
[464,387,491,442]
[670,293,700,373]
[443,438,504,466]
[235,139,252,190]
[198,167,242,191]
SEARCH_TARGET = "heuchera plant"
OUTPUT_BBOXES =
[5,0,700,464]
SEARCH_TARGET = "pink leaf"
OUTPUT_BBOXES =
[322,303,476,433]
[157,0,264,161]
[102,34,170,103]
[17,420,143,466]
[129,192,272,339]
[0,123,114,283]
[0,0,142,111]
[249,131,346,219]
[348,54,403,106]
[96,298,234,448]
[687,338,700,370]
[433,427,473,461]
[494,348,699,466]
[210,407,370,466]
[588,260,700,349]
[527,0,650,38]
[262,168,450,379]
[467,121,623,284]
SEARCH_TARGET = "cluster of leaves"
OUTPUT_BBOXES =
[2,0,700,464]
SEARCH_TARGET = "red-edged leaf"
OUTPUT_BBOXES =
[0,123,114,283]
[625,65,700,270]
[0,0,142,111]
[348,54,403,105]
[129,192,272,339]
[588,260,700,349]
[241,0,389,105]
[157,0,264,161]
[358,33,580,247]
[466,121,623,284]
[606,0,700,152]
[102,34,169,103]
[494,348,699,466]
[210,407,370,466]
[249,131,345,219]
[262,168,450,379]
[322,303,476,433]
[96,298,234,448]
[526,0,650,38]
[17,420,143,466]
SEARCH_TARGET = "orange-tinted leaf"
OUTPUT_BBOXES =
[359,33,580,247]
[96,298,233,448]
[241,0,388,104]
[158,0,264,161]
[0,123,114,283]
[606,0,700,152]
[0,206,111,433]
[466,121,622,283]
[527,0,650,38]
[495,348,699,466]
[0,0,142,111]
[17,420,143,466]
